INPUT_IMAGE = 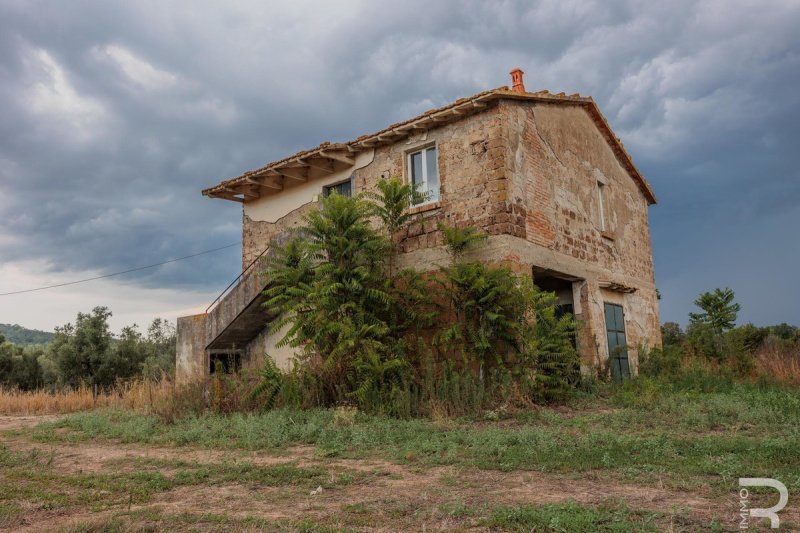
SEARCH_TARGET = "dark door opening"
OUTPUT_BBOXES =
[533,270,578,350]
[209,351,241,374]
[604,303,630,382]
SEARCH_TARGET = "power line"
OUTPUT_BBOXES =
[0,242,239,297]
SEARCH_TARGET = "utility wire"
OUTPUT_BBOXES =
[0,242,239,297]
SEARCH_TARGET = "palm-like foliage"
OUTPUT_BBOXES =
[247,355,285,409]
[689,287,740,334]
[436,223,578,398]
[263,191,407,405]
[438,224,487,263]
[516,277,579,401]
[365,177,426,276]
[262,236,314,316]
[365,177,424,236]
[255,190,579,413]
[352,351,409,412]
[436,262,522,368]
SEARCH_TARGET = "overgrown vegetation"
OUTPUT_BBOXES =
[251,178,578,417]
[643,287,800,384]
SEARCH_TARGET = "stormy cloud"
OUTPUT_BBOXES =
[0,0,798,330]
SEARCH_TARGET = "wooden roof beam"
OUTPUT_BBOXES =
[319,150,355,165]
[224,186,257,199]
[300,157,335,173]
[242,187,260,199]
[209,191,244,203]
[377,131,405,142]
[245,176,283,191]
[276,166,308,181]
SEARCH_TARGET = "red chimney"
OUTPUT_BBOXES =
[510,68,525,93]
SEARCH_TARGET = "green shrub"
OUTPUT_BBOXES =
[639,344,683,378]
[251,178,579,417]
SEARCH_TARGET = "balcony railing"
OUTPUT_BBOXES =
[205,245,271,314]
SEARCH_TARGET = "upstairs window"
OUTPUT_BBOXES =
[323,179,352,197]
[408,146,440,205]
[597,181,606,231]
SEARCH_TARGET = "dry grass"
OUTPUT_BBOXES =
[755,339,800,385]
[0,370,260,419]
[0,378,188,416]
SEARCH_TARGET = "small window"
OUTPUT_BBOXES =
[408,146,440,205]
[323,179,352,197]
[597,182,606,231]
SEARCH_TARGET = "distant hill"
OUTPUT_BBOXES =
[0,324,55,345]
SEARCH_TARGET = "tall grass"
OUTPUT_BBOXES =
[0,378,200,416]
[754,338,800,385]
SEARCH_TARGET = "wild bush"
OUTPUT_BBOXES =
[253,178,579,416]
[638,344,684,378]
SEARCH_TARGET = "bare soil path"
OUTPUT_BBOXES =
[0,415,62,432]
[0,415,773,531]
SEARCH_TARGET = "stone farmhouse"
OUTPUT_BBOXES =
[176,69,661,384]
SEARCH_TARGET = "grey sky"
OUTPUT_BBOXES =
[0,0,798,332]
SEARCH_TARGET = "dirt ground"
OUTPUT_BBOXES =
[0,415,780,531]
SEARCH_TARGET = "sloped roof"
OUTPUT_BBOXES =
[202,87,656,205]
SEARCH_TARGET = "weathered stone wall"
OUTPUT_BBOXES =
[242,106,517,266]
[186,97,661,381]
[500,100,661,370]
[353,105,518,254]
[389,99,661,373]
[504,102,655,277]
[242,204,315,270]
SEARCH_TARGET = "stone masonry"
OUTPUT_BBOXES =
[178,76,661,383]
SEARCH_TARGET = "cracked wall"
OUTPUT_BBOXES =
[501,100,661,370]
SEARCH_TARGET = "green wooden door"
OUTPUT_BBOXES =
[604,303,630,382]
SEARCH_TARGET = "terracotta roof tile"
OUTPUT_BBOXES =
[202,87,656,205]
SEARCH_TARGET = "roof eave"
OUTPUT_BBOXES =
[203,87,657,206]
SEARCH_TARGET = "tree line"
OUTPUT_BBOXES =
[647,287,799,377]
[0,309,176,391]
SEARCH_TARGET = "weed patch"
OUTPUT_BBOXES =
[485,501,661,532]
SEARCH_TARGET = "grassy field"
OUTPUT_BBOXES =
[1,376,798,531]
